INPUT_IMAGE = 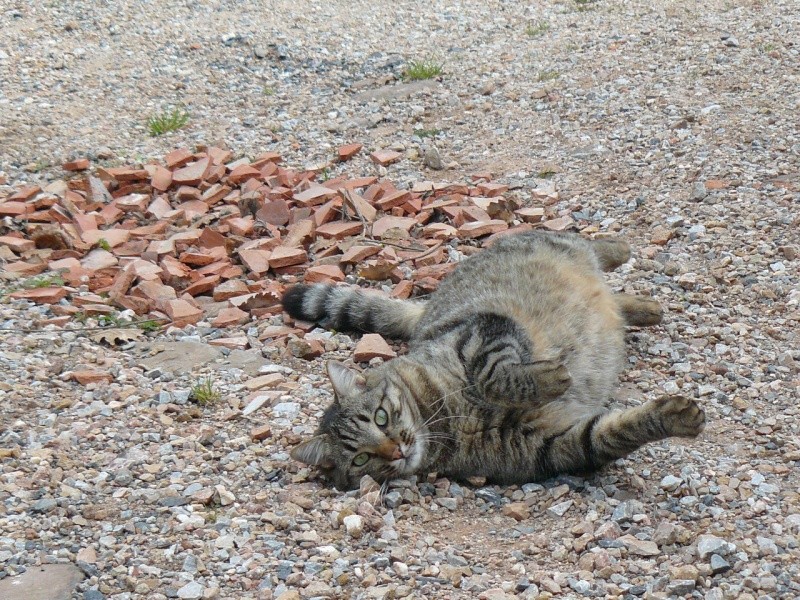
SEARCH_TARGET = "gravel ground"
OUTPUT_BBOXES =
[1,0,799,599]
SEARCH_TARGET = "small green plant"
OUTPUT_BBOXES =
[538,167,558,179]
[262,86,276,96]
[415,128,441,139]
[96,238,111,251]
[22,274,65,289]
[403,59,443,81]
[319,167,331,182]
[525,21,550,37]
[136,319,162,333]
[760,42,777,53]
[538,70,560,82]
[190,377,221,406]
[146,107,190,137]
[574,0,598,11]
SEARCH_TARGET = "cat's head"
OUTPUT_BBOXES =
[290,361,428,490]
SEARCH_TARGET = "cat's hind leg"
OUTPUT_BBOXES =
[542,395,705,476]
[587,238,631,272]
[614,294,663,327]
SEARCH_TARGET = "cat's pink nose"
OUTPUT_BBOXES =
[391,445,404,460]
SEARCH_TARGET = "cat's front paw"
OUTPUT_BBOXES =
[653,395,706,438]
[532,360,572,399]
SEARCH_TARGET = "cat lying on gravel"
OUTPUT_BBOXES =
[282,232,705,490]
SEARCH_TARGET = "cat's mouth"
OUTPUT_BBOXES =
[390,438,423,474]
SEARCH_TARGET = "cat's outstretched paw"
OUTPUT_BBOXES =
[531,360,572,399]
[653,395,706,438]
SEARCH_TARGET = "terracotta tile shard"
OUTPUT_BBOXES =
[208,337,249,350]
[176,186,202,202]
[294,184,337,207]
[108,264,137,299]
[239,249,273,275]
[256,199,291,226]
[133,281,177,307]
[372,216,416,238]
[202,183,232,205]
[84,229,131,249]
[342,190,377,222]
[392,280,414,299]
[213,279,250,302]
[212,306,250,327]
[457,220,509,239]
[244,373,285,391]
[198,228,227,249]
[184,275,221,297]
[9,286,68,304]
[305,264,345,283]
[144,164,173,191]
[228,164,262,185]
[71,370,113,385]
[172,158,210,187]
[315,221,364,240]
[541,216,575,232]
[3,261,47,276]
[375,190,412,211]
[164,299,203,327]
[268,246,307,269]
[340,244,381,264]
[146,195,173,219]
[338,143,363,162]
[165,148,194,169]
[116,193,150,213]
[0,235,35,253]
[422,223,458,239]
[104,167,149,182]
[370,149,402,166]
[226,217,254,237]
[287,337,325,359]
[477,182,509,197]
[250,425,272,441]
[8,185,41,202]
[705,179,729,190]
[115,295,150,315]
[160,256,192,285]
[63,158,90,171]
[515,207,545,223]
[0,201,34,216]
[354,333,396,362]
[342,176,379,190]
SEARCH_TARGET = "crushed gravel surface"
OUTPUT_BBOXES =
[1,1,799,599]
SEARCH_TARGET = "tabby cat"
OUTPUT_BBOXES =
[282,232,705,490]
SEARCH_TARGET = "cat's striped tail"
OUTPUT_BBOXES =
[281,284,424,340]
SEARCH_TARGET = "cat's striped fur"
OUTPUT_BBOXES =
[283,232,704,490]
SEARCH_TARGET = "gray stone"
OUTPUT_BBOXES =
[660,475,682,491]
[709,554,731,575]
[697,534,736,558]
[83,591,105,600]
[383,491,402,508]
[547,500,573,517]
[612,499,645,523]
[32,498,58,512]
[690,181,708,201]
[139,342,222,375]
[176,580,204,599]
[353,80,439,102]
[423,145,444,170]
[668,580,696,595]
[0,564,84,600]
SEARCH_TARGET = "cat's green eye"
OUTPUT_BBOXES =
[352,453,369,467]
[374,408,388,427]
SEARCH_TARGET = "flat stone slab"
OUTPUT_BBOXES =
[138,341,223,374]
[0,564,84,600]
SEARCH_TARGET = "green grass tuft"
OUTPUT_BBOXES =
[146,107,190,137]
[22,274,65,289]
[190,377,221,406]
[525,21,550,37]
[403,59,443,81]
[537,70,560,82]
[415,128,441,139]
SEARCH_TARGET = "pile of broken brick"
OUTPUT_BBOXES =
[0,143,573,345]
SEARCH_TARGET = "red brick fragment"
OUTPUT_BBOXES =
[0,235,35,253]
[477,182,509,197]
[341,190,377,222]
[0,201,34,216]
[372,216,416,238]
[315,221,363,240]
[304,264,345,284]
[374,190,411,211]
[184,275,221,297]
[340,245,381,264]
[116,193,150,213]
[164,299,203,327]
[172,158,210,187]
[354,333,396,362]
[515,207,545,223]
[82,228,131,248]
[541,216,575,232]
[71,370,113,385]
[392,280,414,299]
[9,287,68,304]
[370,149,402,166]
[457,220,508,239]
[8,186,41,202]
[239,249,272,276]
[338,143,363,162]
[294,184,337,207]
[268,247,307,269]
[165,148,194,169]
[213,279,250,302]
[227,217,254,237]
[228,164,262,185]
[212,306,250,327]
[63,158,90,171]
[250,425,272,441]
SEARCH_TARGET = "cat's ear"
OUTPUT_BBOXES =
[327,361,367,398]
[290,435,334,468]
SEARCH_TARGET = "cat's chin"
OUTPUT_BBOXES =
[391,437,424,475]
